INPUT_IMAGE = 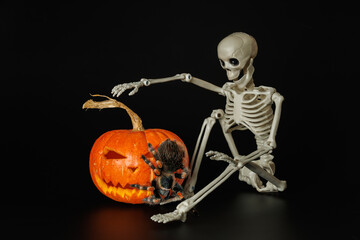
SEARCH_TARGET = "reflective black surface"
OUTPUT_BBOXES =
[6,176,358,240]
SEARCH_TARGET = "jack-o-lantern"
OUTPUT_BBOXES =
[83,95,189,204]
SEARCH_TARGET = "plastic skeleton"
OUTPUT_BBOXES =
[131,139,189,204]
[112,32,286,223]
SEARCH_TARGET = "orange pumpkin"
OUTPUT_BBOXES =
[83,95,189,204]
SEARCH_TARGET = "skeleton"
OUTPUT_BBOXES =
[112,32,286,223]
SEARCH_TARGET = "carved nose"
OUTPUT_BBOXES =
[128,167,138,173]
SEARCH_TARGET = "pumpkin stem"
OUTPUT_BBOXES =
[82,94,145,131]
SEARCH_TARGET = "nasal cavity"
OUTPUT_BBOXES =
[104,150,126,159]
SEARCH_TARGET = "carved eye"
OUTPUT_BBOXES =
[103,147,127,159]
[229,58,239,66]
[219,59,225,67]
[104,150,126,159]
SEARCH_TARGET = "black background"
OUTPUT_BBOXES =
[3,1,355,240]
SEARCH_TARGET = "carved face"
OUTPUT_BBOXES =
[89,129,189,204]
[217,32,258,81]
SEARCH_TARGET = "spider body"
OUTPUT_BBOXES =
[131,139,189,205]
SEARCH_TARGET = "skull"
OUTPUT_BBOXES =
[217,32,258,82]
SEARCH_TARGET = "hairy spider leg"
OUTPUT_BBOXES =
[175,167,190,179]
[148,143,163,169]
[143,195,162,205]
[132,180,162,204]
[172,181,185,199]
[130,184,155,191]
[141,155,161,176]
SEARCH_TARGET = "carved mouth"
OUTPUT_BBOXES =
[94,174,151,200]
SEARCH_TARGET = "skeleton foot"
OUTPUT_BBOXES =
[151,209,187,223]
[153,199,192,223]
[239,168,264,189]
[257,181,279,192]
[239,162,281,193]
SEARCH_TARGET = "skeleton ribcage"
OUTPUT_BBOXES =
[224,87,274,139]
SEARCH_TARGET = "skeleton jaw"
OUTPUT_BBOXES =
[231,59,255,90]
[226,69,241,81]
[233,73,247,86]
[228,71,253,90]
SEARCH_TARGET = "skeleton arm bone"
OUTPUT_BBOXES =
[141,73,225,95]
[111,73,225,97]
[181,74,225,95]
[266,92,284,149]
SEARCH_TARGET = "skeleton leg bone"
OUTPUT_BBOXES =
[151,129,286,223]
[161,111,220,205]
[236,148,271,167]
[183,110,220,195]
[151,164,238,223]
[153,97,285,222]
[218,116,286,192]
[248,136,279,192]
[152,150,285,223]
[206,150,286,191]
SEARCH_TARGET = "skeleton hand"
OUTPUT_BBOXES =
[265,138,276,149]
[205,151,236,165]
[111,79,150,97]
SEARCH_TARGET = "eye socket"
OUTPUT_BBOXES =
[219,59,225,67]
[229,58,239,66]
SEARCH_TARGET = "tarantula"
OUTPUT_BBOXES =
[131,139,189,205]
